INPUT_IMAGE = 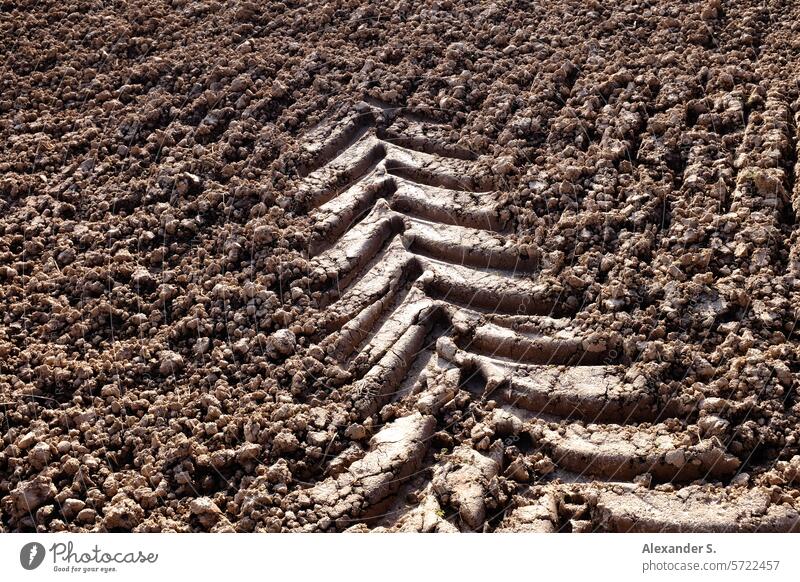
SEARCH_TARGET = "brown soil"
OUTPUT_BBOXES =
[2,0,800,532]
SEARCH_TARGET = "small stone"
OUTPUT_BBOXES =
[470,422,494,442]
[210,449,234,469]
[62,498,86,521]
[344,424,367,440]
[190,497,223,528]
[492,156,515,175]
[270,329,296,356]
[504,458,529,481]
[131,267,156,291]
[752,169,785,200]
[582,332,607,353]
[273,431,300,454]
[17,431,36,450]
[195,337,212,355]
[101,384,120,398]
[698,415,729,437]
[56,248,76,265]
[102,475,119,497]
[700,5,717,20]
[159,350,184,376]
[266,459,292,484]
[699,397,725,412]
[307,431,329,447]
[492,409,523,436]
[254,225,274,244]
[77,508,97,524]
[8,476,57,517]
[730,473,749,487]
[28,441,51,470]
[236,442,262,464]
[175,471,192,485]
[565,272,587,288]
[272,309,292,326]
[102,495,144,531]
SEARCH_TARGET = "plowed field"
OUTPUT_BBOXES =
[2,0,800,532]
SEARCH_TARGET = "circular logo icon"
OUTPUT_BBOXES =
[20,542,46,570]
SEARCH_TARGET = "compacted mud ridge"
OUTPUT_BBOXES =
[2,0,800,533]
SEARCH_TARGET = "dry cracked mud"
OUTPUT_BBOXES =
[2,0,800,533]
